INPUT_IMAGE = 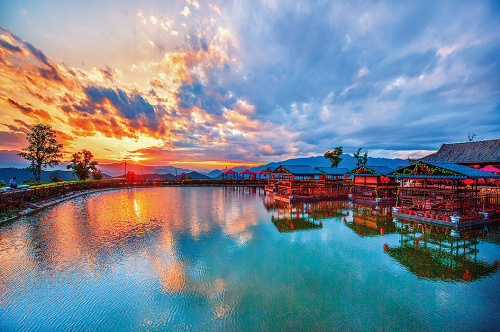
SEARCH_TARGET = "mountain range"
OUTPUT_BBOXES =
[0,149,409,183]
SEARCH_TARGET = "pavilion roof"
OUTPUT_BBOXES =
[418,139,500,164]
[388,161,500,179]
[273,165,323,176]
[315,167,349,175]
[346,165,394,176]
[222,169,237,174]
[480,165,500,173]
[239,169,255,175]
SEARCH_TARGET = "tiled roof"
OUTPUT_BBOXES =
[388,161,500,179]
[315,167,349,175]
[420,139,500,163]
[347,165,394,175]
[273,165,323,175]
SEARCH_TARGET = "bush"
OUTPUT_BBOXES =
[50,171,61,183]
[92,169,103,180]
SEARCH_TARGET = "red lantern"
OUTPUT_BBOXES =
[464,179,474,186]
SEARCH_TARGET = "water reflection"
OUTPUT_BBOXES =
[387,219,499,282]
[345,203,397,237]
[1,188,500,331]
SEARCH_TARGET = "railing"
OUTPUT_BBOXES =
[0,179,266,214]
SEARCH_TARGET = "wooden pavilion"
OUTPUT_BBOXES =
[315,167,350,198]
[222,169,238,180]
[345,165,397,205]
[239,169,255,179]
[268,165,325,203]
[389,161,500,228]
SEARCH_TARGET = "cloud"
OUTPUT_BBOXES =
[4,98,53,121]
[1,1,499,166]
[180,6,191,17]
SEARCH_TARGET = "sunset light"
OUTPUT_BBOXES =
[0,0,499,172]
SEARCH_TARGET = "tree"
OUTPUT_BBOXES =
[362,150,368,166]
[354,148,368,166]
[18,123,63,182]
[67,149,98,180]
[324,147,343,167]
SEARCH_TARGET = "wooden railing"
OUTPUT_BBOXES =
[0,179,266,214]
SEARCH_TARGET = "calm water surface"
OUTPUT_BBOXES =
[0,187,499,331]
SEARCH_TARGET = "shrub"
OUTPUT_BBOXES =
[92,169,103,180]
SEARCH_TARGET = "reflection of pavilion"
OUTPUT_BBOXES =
[263,198,348,233]
[386,219,498,282]
[344,203,397,237]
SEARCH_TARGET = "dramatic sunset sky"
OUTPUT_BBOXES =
[1,0,499,171]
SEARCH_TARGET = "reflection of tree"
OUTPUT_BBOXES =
[387,221,498,282]
[272,217,322,233]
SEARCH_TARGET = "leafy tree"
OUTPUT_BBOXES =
[67,149,98,180]
[18,123,63,182]
[362,150,369,166]
[353,148,369,166]
[91,169,103,180]
[180,172,187,180]
[324,147,343,167]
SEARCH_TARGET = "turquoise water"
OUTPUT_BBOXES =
[0,187,499,331]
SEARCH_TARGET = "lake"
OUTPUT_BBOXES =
[0,187,499,331]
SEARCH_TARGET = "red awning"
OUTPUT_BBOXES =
[480,165,500,173]
[239,169,255,175]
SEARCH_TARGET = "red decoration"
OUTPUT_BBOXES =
[383,244,389,250]
[462,270,471,281]
[474,165,480,169]
[319,221,323,227]
[379,228,384,235]
[290,222,294,230]
[464,179,474,186]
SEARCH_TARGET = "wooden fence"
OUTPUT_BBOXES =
[0,179,266,214]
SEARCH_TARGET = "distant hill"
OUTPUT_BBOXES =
[114,171,211,181]
[97,163,194,177]
[246,155,409,172]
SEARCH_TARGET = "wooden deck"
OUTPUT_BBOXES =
[270,192,347,204]
[348,197,395,206]
[392,211,489,229]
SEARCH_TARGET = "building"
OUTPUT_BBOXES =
[416,139,500,168]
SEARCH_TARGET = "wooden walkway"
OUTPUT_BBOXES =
[392,211,490,229]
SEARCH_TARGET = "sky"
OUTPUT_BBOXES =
[0,0,499,172]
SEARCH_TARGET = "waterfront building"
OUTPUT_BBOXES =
[345,165,397,205]
[389,161,500,228]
